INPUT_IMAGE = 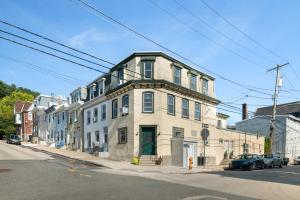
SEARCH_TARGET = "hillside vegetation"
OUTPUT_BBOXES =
[0,80,39,136]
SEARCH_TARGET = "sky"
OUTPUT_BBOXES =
[1,0,300,125]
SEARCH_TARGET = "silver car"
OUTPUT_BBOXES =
[263,154,283,168]
[294,156,300,165]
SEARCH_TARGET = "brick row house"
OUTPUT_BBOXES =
[30,52,264,166]
[14,101,33,141]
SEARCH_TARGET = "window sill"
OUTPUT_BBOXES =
[117,142,127,145]
[142,111,154,114]
[167,112,175,116]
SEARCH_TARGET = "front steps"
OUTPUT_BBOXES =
[139,155,157,166]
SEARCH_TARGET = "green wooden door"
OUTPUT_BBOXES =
[141,127,156,155]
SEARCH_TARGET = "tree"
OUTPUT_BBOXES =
[264,138,271,154]
[0,90,35,136]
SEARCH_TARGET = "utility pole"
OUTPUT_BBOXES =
[267,63,289,154]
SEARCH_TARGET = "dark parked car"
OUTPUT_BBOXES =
[6,134,21,145]
[229,154,264,171]
[263,154,283,168]
[283,157,289,165]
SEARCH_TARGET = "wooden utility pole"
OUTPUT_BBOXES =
[267,63,289,154]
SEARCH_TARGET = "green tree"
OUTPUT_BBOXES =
[0,90,35,136]
[264,138,271,154]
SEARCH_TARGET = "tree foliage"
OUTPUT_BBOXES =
[0,81,39,136]
[264,137,271,154]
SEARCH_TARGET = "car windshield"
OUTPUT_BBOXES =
[237,154,253,159]
[10,135,19,139]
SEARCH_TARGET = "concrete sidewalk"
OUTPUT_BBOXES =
[21,142,225,174]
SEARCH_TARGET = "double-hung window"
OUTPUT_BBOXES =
[167,94,175,115]
[118,127,127,144]
[101,104,106,121]
[182,98,189,118]
[95,131,100,142]
[195,102,201,120]
[202,79,208,95]
[143,61,153,79]
[112,99,118,119]
[190,74,197,91]
[87,110,91,124]
[93,108,98,123]
[143,92,154,113]
[122,94,129,115]
[173,66,181,85]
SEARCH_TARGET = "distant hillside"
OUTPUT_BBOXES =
[0,80,39,137]
[0,80,39,99]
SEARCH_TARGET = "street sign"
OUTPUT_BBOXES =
[201,128,209,141]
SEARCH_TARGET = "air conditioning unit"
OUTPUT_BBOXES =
[120,107,128,115]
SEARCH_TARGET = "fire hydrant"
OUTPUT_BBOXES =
[188,156,193,170]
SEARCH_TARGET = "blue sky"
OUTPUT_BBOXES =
[1,0,300,124]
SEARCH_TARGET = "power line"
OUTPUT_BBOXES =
[0,21,146,80]
[172,0,278,65]
[0,36,109,74]
[0,19,115,66]
[0,29,112,72]
[199,0,286,62]
[0,54,87,86]
[73,0,273,97]
[200,0,300,88]
[147,0,266,69]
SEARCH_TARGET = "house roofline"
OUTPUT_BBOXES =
[110,52,215,80]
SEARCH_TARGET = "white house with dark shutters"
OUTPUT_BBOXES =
[83,75,109,157]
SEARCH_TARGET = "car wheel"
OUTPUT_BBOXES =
[279,163,283,168]
[249,163,254,171]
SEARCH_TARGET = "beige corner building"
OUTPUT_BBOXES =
[101,52,264,167]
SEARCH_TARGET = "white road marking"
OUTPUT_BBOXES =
[181,195,227,200]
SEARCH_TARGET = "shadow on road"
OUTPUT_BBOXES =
[204,166,300,186]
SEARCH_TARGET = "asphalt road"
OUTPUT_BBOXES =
[0,141,257,200]
[206,164,300,186]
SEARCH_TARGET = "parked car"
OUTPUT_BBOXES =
[229,154,264,171]
[6,134,21,145]
[293,156,300,165]
[283,157,289,165]
[262,154,283,168]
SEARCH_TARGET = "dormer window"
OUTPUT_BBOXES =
[99,80,104,95]
[142,61,153,79]
[117,68,125,85]
[202,79,208,95]
[173,66,181,85]
[190,74,197,91]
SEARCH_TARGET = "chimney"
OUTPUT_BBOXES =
[242,103,248,120]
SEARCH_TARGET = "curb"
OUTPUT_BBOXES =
[21,144,110,169]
